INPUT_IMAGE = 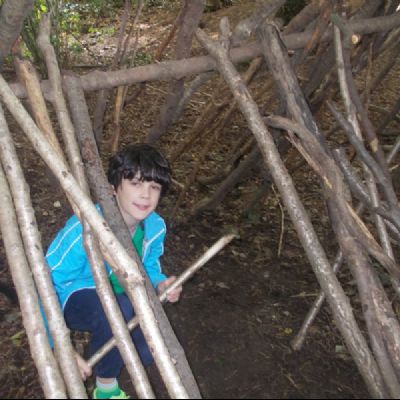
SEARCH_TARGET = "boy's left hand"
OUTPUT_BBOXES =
[158,276,182,303]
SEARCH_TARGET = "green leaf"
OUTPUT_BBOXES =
[10,330,25,347]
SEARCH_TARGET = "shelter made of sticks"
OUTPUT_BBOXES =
[1,0,400,398]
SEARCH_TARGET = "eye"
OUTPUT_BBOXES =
[131,179,140,186]
[152,184,162,191]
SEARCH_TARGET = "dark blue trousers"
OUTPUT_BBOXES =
[64,289,153,378]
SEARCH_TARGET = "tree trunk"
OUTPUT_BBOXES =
[0,0,35,69]
[147,0,206,143]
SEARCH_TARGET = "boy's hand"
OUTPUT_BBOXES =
[157,276,182,303]
[74,351,92,381]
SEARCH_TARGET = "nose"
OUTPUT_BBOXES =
[140,183,151,198]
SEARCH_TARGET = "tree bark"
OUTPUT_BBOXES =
[0,0,35,69]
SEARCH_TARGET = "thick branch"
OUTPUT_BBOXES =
[0,0,35,69]
[0,96,87,398]
[63,74,201,399]
[196,22,388,399]
[256,23,388,397]
[0,140,67,399]
[0,73,191,399]
[8,13,400,98]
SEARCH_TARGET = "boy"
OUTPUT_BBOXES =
[45,144,182,399]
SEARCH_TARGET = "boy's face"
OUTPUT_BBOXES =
[114,174,162,228]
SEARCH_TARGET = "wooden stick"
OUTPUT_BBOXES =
[9,13,400,99]
[332,20,399,270]
[0,135,67,399]
[0,103,88,397]
[63,74,199,398]
[38,15,156,397]
[172,56,262,217]
[0,72,190,399]
[111,0,145,153]
[195,18,387,398]
[147,0,206,143]
[88,232,237,367]
[291,136,400,351]
[255,23,387,398]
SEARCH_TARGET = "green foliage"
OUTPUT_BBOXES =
[20,0,126,74]
[132,50,152,66]
[276,0,309,25]
[18,0,175,74]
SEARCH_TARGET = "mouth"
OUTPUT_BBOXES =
[133,203,151,212]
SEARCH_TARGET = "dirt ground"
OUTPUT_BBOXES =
[0,1,399,398]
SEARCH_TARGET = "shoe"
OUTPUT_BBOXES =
[93,388,130,399]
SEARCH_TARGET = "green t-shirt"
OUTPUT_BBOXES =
[109,224,144,294]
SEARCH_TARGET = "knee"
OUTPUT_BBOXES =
[91,309,113,334]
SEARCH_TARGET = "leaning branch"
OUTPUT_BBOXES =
[88,232,237,367]
[63,74,201,399]
[195,20,388,400]
[0,126,67,399]
[0,73,190,399]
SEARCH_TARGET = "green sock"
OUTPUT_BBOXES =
[95,379,120,399]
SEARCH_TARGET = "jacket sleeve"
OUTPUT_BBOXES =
[43,216,87,347]
[144,228,168,289]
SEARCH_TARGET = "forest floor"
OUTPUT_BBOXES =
[0,0,399,398]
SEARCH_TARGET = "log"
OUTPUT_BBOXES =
[291,133,400,352]
[9,13,400,98]
[10,58,88,398]
[195,18,388,399]
[0,73,190,399]
[37,17,156,396]
[63,74,202,399]
[0,120,67,399]
[283,0,321,35]
[256,22,387,398]
[329,207,400,398]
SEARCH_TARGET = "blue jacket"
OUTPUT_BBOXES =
[46,207,167,310]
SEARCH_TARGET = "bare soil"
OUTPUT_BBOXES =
[0,1,399,398]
